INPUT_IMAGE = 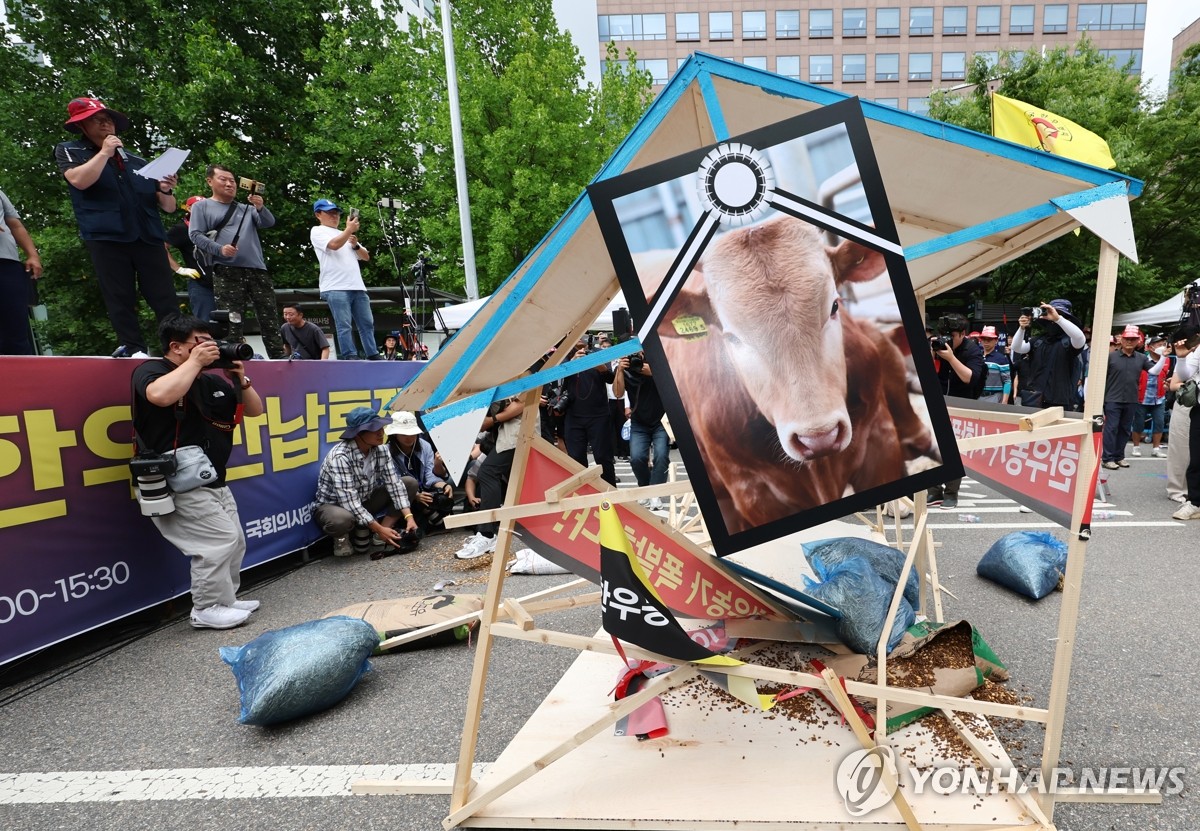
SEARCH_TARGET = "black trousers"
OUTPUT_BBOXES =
[0,259,34,355]
[476,448,515,537]
[1187,406,1200,505]
[609,398,629,456]
[84,239,179,353]
[565,413,616,486]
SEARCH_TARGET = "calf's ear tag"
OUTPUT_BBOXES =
[671,314,708,339]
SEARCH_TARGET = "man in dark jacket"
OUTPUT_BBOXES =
[928,313,985,509]
[562,339,617,485]
[1011,300,1087,409]
[55,97,180,357]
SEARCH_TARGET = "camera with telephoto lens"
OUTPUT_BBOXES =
[207,310,254,369]
[1020,306,1044,321]
[130,454,176,516]
[628,353,645,371]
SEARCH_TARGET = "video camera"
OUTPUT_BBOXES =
[207,310,254,369]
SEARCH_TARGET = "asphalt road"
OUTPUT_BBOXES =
[0,453,1194,831]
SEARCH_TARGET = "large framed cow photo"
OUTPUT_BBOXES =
[588,99,961,556]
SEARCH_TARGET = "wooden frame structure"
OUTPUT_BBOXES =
[369,54,1156,828]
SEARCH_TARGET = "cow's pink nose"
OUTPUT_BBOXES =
[786,421,849,460]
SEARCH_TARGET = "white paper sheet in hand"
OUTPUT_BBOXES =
[135,147,191,180]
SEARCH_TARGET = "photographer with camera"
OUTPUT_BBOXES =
[927,313,985,509]
[612,349,669,510]
[1167,325,1200,518]
[311,199,380,361]
[561,338,618,486]
[131,313,265,629]
[189,165,285,358]
[1011,300,1087,409]
[385,411,453,534]
[314,407,419,558]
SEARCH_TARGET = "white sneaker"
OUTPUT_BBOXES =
[190,605,251,629]
[647,497,664,511]
[332,535,352,557]
[231,599,260,613]
[1131,446,1142,457]
[1153,447,1168,458]
[1172,502,1200,521]
[455,532,496,560]
[1169,493,1187,503]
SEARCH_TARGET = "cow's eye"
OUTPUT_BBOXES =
[725,331,743,347]
[830,299,840,319]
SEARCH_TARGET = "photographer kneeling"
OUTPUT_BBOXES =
[131,313,265,630]
[314,407,420,558]
[385,411,454,533]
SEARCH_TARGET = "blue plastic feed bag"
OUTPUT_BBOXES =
[220,616,380,726]
[976,531,1068,600]
[803,537,920,609]
[804,557,915,655]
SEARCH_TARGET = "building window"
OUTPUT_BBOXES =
[742,10,766,39]
[598,14,667,41]
[941,52,966,80]
[1044,4,1069,33]
[1099,48,1143,74]
[643,59,669,84]
[842,53,866,81]
[909,7,934,35]
[977,5,1001,34]
[975,51,999,70]
[843,8,867,36]
[908,97,931,116]
[810,9,834,37]
[776,10,800,38]
[876,7,901,36]
[1078,3,1146,31]
[876,53,900,81]
[810,54,834,83]
[675,12,700,41]
[1010,5,1034,33]
[709,11,733,40]
[908,52,933,81]
[943,6,967,35]
[875,97,900,108]
[743,56,768,70]
[777,55,801,78]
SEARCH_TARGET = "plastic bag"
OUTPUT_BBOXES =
[804,557,915,655]
[508,548,571,575]
[219,616,380,726]
[802,537,920,609]
[976,531,1068,600]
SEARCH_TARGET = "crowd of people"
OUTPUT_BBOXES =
[929,300,1200,521]
[4,96,423,360]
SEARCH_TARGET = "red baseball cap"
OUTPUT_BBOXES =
[979,326,999,338]
[1121,324,1141,339]
[183,196,205,212]
[64,97,130,134]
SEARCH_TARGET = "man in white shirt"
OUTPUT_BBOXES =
[310,198,380,360]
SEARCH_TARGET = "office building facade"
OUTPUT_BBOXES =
[588,2,1147,113]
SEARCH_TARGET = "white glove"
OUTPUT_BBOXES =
[175,267,202,280]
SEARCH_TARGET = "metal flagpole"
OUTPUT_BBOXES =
[439,0,480,301]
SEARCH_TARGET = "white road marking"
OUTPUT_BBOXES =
[0,763,490,804]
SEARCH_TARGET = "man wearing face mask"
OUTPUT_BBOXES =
[1010,300,1088,409]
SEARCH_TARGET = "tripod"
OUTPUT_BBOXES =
[401,256,450,360]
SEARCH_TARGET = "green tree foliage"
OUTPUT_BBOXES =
[928,39,1199,320]
[0,0,651,353]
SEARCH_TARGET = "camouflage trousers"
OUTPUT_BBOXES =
[213,265,285,358]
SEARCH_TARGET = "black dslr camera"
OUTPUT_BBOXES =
[628,353,645,371]
[207,310,255,369]
[929,335,948,352]
[1020,306,1044,320]
[370,527,422,560]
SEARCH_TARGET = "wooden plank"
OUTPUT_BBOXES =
[353,779,456,795]
[956,419,1087,452]
[489,622,1051,723]
[443,665,704,830]
[503,598,535,631]
[544,465,607,503]
[522,592,601,615]
[442,479,694,528]
[819,667,924,831]
[450,389,542,813]
[1038,240,1118,820]
[874,509,926,740]
[1018,406,1065,431]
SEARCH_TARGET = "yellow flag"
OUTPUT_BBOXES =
[990,92,1115,169]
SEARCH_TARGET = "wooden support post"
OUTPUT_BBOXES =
[449,389,541,813]
[874,509,926,741]
[1018,405,1065,431]
[1038,239,1118,819]
[442,479,693,528]
[502,598,534,631]
[819,667,924,831]
[956,418,1087,452]
[544,465,607,503]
